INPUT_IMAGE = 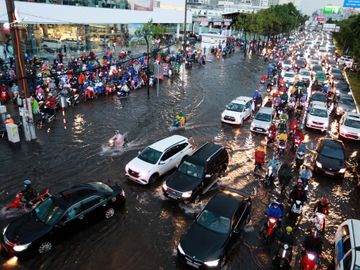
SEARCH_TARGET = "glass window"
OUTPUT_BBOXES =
[343,251,352,270]
[310,108,328,118]
[342,225,350,237]
[345,119,360,129]
[161,148,176,161]
[178,161,204,178]
[64,202,82,221]
[88,182,113,193]
[255,112,272,122]
[197,209,231,234]
[81,196,103,211]
[34,198,64,226]
[226,102,245,112]
[138,147,162,164]
[321,145,345,160]
[343,236,351,256]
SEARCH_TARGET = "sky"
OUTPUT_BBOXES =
[300,0,344,15]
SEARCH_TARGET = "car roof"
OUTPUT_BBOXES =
[149,135,188,152]
[234,96,252,103]
[346,112,360,120]
[258,107,274,114]
[54,183,106,208]
[186,143,223,166]
[322,138,344,149]
[204,193,243,218]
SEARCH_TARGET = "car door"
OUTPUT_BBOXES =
[245,101,252,119]
[158,146,179,175]
[79,195,106,221]
[57,202,84,236]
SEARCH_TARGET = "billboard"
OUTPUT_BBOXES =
[343,0,360,8]
[323,5,342,14]
[128,0,154,11]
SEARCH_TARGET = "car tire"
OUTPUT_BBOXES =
[149,174,159,185]
[105,207,115,219]
[38,241,53,254]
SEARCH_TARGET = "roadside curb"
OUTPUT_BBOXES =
[343,70,360,113]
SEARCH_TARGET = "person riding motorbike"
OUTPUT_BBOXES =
[109,131,125,149]
[266,200,284,220]
[174,113,186,127]
[289,118,298,135]
[292,127,304,147]
[313,198,329,216]
[45,93,57,116]
[21,179,38,205]
[289,183,307,205]
[255,144,266,171]
[265,158,279,186]
[300,164,313,185]
[278,163,292,195]
[273,226,295,267]
[302,231,323,258]
[268,123,277,143]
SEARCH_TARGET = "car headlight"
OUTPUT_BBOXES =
[162,183,168,191]
[316,161,322,168]
[339,168,346,173]
[13,243,31,252]
[204,259,220,267]
[182,191,192,199]
[251,123,255,128]
[108,139,114,144]
[177,243,185,255]
[2,225,8,235]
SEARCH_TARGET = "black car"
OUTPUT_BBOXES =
[336,94,357,116]
[163,143,229,203]
[310,91,327,104]
[177,193,252,269]
[1,182,125,256]
[335,80,350,96]
[313,138,346,179]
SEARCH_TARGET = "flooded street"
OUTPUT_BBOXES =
[0,51,359,270]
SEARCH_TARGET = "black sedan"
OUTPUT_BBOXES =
[313,138,346,179]
[1,182,125,256]
[177,193,252,269]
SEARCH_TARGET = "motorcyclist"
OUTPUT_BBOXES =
[313,198,329,216]
[289,183,307,204]
[289,118,298,134]
[109,131,125,149]
[303,231,323,257]
[265,158,279,186]
[300,165,313,185]
[292,128,304,147]
[277,132,288,148]
[255,143,266,170]
[45,93,57,116]
[174,113,186,127]
[266,200,284,220]
[268,123,277,143]
[21,179,38,204]
[278,163,292,195]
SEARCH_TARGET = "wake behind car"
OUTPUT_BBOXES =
[221,96,252,125]
[163,143,229,203]
[1,182,125,256]
[177,193,251,269]
[125,135,193,185]
[339,112,360,141]
[313,138,346,179]
[251,107,275,134]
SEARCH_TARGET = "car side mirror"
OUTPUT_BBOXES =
[159,161,165,165]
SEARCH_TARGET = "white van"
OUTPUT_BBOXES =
[334,219,360,270]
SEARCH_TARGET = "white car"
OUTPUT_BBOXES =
[306,102,329,132]
[283,71,296,85]
[125,135,193,185]
[221,96,252,125]
[299,69,311,82]
[338,55,354,68]
[250,107,275,134]
[282,60,293,70]
[339,112,360,141]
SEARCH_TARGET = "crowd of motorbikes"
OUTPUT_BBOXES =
[252,33,335,270]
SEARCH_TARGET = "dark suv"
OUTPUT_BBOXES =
[162,143,229,203]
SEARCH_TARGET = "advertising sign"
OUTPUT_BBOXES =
[317,16,325,23]
[343,0,360,8]
[323,5,342,14]
[128,0,154,11]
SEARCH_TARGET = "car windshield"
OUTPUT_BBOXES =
[340,96,355,106]
[178,161,204,178]
[34,198,64,226]
[226,102,245,112]
[284,61,291,65]
[332,69,341,74]
[255,112,271,122]
[285,73,295,78]
[314,66,322,71]
[138,147,162,164]
[301,71,310,76]
[321,144,344,160]
[310,108,328,117]
[88,182,113,193]
[312,94,326,102]
[197,209,231,234]
[344,119,360,129]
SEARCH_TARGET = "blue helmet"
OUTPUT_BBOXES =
[23,179,32,187]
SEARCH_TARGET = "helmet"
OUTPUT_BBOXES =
[286,226,293,233]
[23,179,32,187]
[320,197,327,205]
[6,114,11,119]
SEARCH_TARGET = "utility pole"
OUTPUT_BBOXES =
[5,0,36,141]
[182,1,188,52]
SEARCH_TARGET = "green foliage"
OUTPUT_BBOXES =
[135,20,167,47]
[234,3,307,39]
[334,14,360,60]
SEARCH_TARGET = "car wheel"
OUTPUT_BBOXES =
[149,174,159,185]
[105,207,115,219]
[38,241,52,254]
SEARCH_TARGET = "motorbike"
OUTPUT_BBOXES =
[107,133,126,150]
[311,212,326,232]
[296,147,305,169]
[273,244,292,270]
[38,105,56,127]
[264,165,276,187]
[288,199,303,226]
[262,216,279,244]
[300,251,319,270]
[6,188,50,211]
[293,136,302,149]
[278,140,286,156]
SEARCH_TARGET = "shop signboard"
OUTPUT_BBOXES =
[128,0,154,11]
[317,16,325,23]
[343,0,360,8]
[323,5,342,14]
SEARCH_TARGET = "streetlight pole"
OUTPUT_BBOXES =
[5,0,36,141]
[183,1,188,52]
[144,34,150,97]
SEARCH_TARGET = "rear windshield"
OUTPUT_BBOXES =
[226,102,245,113]
[178,161,204,179]
[255,112,272,122]
[321,144,344,160]
[344,119,360,129]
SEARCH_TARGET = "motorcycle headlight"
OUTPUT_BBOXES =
[177,243,185,255]
[109,139,114,144]
[339,168,346,173]
[182,191,192,199]
[316,161,322,168]
[162,183,168,191]
[13,243,31,252]
[204,259,220,267]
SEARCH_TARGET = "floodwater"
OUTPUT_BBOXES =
[0,51,359,270]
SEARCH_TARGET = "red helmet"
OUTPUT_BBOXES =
[320,197,327,205]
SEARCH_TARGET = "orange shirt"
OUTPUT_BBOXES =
[5,118,14,124]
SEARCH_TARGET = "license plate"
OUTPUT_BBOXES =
[186,260,200,268]
[325,171,334,175]
[255,128,263,131]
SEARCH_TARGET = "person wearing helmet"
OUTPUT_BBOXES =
[289,182,307,205]
[303,231,323,256]
[273,226,295,266]
[314,198,329,216]
[266,200,284,220]
[300,164,313,185]
[21,180,38,204]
